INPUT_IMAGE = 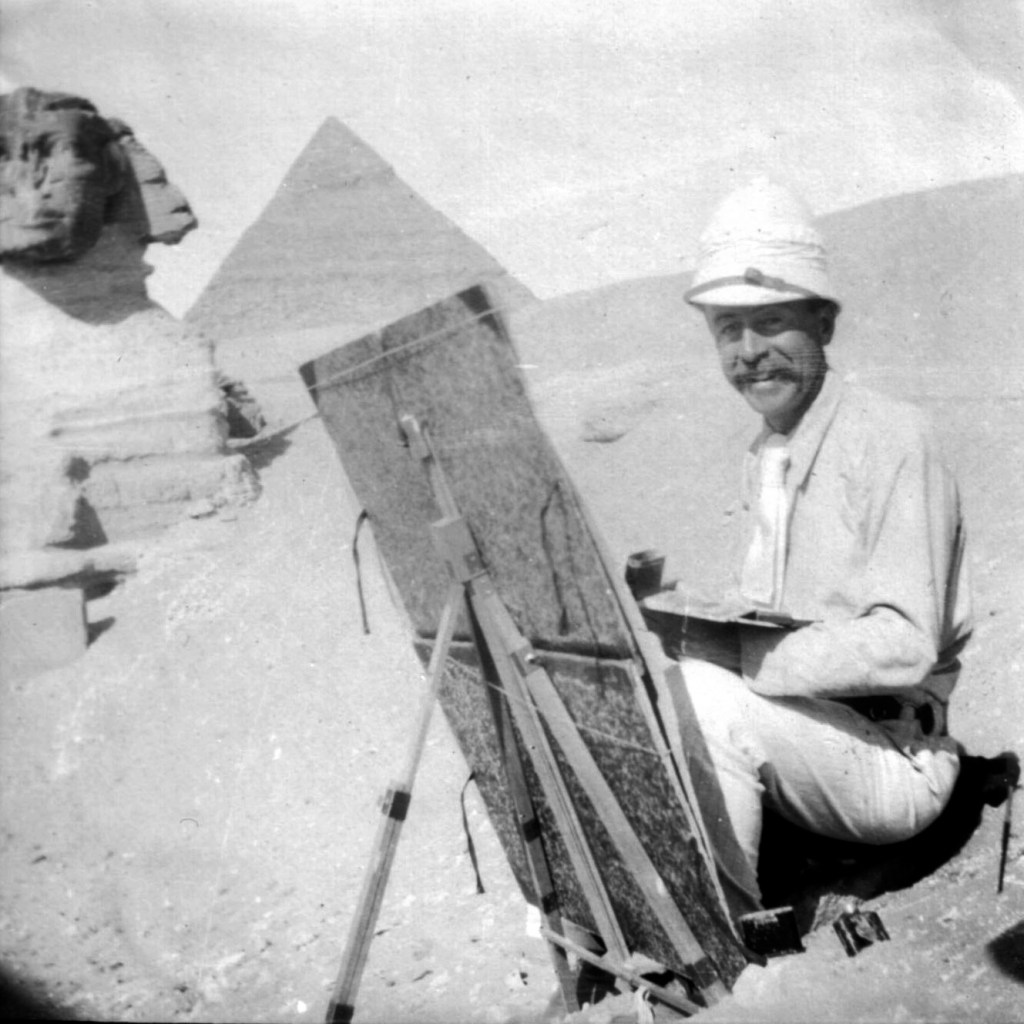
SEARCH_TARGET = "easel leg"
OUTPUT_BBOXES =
[324,584,463,1023]
[390,416,736,1012]
[541,928,703,1016]
[470,581,730,1006]
[476,611,581,1014]
[469,582,631,964]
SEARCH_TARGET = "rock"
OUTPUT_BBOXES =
[581,413,630,444]
[217,374,266,440]
[0,585,87,680]
[0,542,141,591]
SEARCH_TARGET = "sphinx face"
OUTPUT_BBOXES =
[0,108,122,262]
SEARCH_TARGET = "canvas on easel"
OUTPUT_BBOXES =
[300,285,749,1010]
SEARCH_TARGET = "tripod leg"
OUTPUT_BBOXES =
[325,583,463,1023]
[480,636,580,1014]
[523,660,729,1004]
[469,582,631,963]
[489,684,581,1011]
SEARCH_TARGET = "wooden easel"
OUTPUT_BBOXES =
[324,415,728,1023]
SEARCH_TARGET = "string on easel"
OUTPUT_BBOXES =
[302,290,562,399]
[459,772,486,895]
[441,652,676,764]
[347,505,680,773]
[304,304,504,395]
[257,295,544,458]
[352,509,371,634]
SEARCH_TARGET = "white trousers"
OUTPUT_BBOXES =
[674,657,960,919]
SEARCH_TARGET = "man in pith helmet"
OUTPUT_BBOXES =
[673,179,972,924]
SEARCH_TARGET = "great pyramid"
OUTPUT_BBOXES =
[187,118,534,377]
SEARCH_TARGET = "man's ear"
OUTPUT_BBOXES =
[817,304,837,346]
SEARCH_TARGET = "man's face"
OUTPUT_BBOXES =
[704,300,834,434]
[0,109,119,262]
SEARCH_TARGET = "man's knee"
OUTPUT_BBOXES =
[676,657,752,739]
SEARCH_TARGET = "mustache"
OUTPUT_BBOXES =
[733,367,799,386]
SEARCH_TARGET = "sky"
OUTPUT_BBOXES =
[3,0,1023,317]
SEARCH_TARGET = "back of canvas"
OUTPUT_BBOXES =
[300,285,747,987]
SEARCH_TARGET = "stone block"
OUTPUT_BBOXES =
[83,453,260,541]
[0,585,87,679]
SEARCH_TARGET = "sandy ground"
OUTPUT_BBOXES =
[1,260,1023,1023]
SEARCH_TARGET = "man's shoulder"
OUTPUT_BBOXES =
[834,379,934,443]
[825,378,947,473]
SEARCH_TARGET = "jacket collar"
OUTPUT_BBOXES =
[748,370,846,493]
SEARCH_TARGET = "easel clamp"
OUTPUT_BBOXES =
[431,516,486,583]
[399,413,431,460]
[510,643,539,679]
[382,788,411,822]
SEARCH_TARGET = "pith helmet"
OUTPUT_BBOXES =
[684,178,840,308]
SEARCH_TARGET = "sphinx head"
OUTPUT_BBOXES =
[0,87,196,263]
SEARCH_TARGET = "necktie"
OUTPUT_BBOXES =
[740,436,790,609]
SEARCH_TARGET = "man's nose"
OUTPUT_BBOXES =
[738,327,767,361]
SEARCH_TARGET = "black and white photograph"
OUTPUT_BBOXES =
[1,2,1022,1021]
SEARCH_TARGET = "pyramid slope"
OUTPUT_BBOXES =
[823,174,1023,392]
[186,118,533,357]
